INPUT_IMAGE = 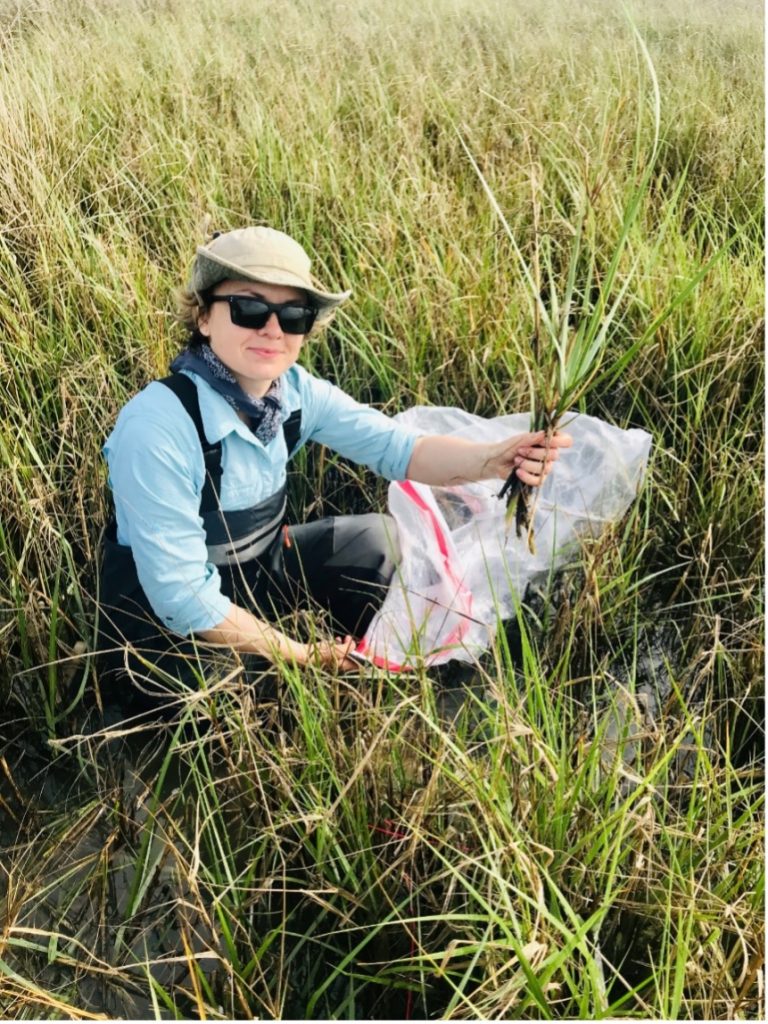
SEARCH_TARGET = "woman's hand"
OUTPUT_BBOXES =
[406,430,573,487]
[488,429,573,487]
[200,605,363,670]
[306,635,361,673]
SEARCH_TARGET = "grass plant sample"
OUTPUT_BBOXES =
[0,0,763,1019]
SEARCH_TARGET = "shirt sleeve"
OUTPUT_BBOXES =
[296,370,420,480]
[104,408,232,636]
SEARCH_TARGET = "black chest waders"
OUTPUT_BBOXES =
[97,373,400,716]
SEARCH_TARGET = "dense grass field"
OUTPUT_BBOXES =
[0,0,763,1018]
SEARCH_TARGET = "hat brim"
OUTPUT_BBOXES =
[192,249,351,312]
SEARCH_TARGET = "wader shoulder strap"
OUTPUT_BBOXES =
[158,374,303,515]
[159,373,222,513]
[282,409,302,455]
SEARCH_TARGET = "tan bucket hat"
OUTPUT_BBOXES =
[190,226,351,313]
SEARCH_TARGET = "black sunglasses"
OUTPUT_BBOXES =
[209,295,318,334]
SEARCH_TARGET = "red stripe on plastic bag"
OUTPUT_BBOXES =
[356,481,473,670]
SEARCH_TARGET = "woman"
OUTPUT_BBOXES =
[98,226,571,707]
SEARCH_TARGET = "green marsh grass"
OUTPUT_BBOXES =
[0,0,763,1018]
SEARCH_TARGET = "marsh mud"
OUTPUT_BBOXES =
[0,713,222,1019]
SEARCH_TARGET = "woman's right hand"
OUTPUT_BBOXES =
[307,635,361,673]
[199,603,363,671]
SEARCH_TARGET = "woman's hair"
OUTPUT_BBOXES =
[173,286,336,349]
[175,286,213,350]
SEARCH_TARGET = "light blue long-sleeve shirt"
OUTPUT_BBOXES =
[103,365,419,636]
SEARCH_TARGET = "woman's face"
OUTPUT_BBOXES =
[198,279,309,397]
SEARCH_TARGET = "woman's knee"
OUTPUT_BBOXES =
[330,513,401,582]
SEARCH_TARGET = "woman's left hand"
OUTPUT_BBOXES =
[406,428,574,488]
[489,429,573,487]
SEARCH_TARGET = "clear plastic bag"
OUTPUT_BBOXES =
[356,408,652,670]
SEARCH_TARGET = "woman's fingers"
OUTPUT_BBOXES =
[323,635,362,672]
[514,448,557,470]
[510,433,572,486]
[516,465,549,486]
[514,448,558,466]
[339,636,367,673]
[551,432,573,449]
[518,432,572,454]
[516,464,549,485]
[515,456,554,477]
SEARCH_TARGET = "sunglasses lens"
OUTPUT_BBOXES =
[278,305,316,334]
[229,298,270,329]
